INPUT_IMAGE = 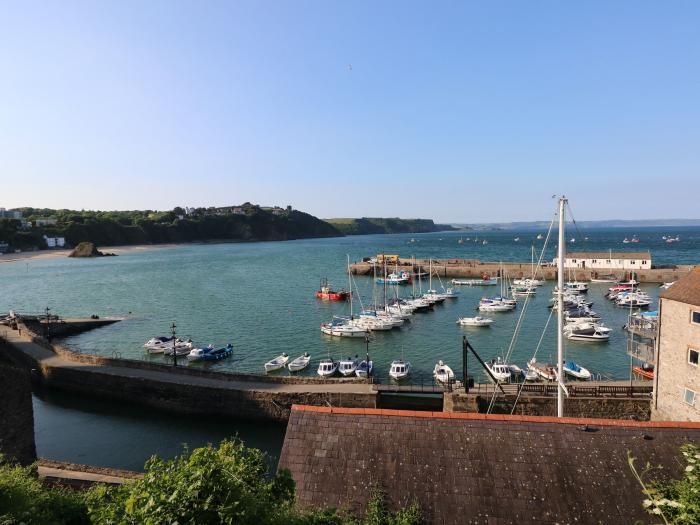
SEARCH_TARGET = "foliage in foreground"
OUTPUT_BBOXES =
[629,443,700,524]
[0,462,88,525]
[0,440,422,525]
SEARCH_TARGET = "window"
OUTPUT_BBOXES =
[592,259,597,263]
[631,261,636,265]
[606,259,611,264]
[572,259,577,263]
[642,260,647,265]
[689,348,699,366]
[684,388,696,407]
[692,311,700,325]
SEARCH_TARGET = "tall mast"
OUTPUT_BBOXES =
[429,258,433,291]
[557,196,567,417]
[347,254,353,318]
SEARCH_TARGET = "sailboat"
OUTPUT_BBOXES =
[320,255,367,338]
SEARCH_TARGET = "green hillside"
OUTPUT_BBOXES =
[324,217,458,235]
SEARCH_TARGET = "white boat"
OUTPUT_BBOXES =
[288,352,311,372]
[355,359,373,378]
[264,353,289,372]
[524,368,539,381]
[485,358,511,382]
[562,361,591,380]
[457,316,494,326]
[510,285,537,296]
[163,339,194,356]
[433,360,455,384]
[513,278,545,287]
[441,287,460,298]
[590,274,618,283]
[144,336,171,349]
[451,277,498,286]
[536,234,544,240]
[514,237,520,242]
[660,282,675,290]
[564,322,611,342]
[338,356,360,376]
[317,358,339,377]
[565,281,589,293]
[320,318,367,337]
[389,359,411,380]
[528,358,556,381]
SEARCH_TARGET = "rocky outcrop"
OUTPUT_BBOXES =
[68,242,116,258]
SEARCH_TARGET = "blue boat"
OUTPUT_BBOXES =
[187,343,233,362]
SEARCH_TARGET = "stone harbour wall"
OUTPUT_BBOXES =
[0,363,37,465]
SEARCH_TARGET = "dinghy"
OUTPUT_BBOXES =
[288,352,311,372]
[264,353,289,372]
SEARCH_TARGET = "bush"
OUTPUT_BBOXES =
[0,462,89,525]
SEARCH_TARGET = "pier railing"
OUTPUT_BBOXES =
[466,382,653,398]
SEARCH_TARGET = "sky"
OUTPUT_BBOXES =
[1,1,699,222]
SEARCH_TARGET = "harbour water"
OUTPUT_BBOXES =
[2,226,698,469]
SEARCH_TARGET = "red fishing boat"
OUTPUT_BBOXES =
[315,278,350,301]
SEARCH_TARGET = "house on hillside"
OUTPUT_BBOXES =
[552,251,651,270]
[34,217,58,227]
[43,236,66,248]
[653,265,700,421]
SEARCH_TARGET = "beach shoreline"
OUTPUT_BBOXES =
[0,244,182,264]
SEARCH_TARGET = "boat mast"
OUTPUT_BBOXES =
[347,254,353,319]
[557,196,567,417]
[429,258,433,291]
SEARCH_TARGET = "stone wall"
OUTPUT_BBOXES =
[40,365,376,422]
[653,299,700,421]
[0,363,36,465]
[446,392,651,420]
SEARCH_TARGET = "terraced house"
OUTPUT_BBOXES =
[653,265,700,421]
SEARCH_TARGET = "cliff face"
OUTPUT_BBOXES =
[324,217,458,235]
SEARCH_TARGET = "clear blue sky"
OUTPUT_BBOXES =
[1,1,699,222]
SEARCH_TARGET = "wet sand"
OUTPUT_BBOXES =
[0,244,181,264]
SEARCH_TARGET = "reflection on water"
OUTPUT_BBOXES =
[33,387,285,472]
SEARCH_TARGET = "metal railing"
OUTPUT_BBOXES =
[466,382,652,398]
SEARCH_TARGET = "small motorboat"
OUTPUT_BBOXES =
[510,285,537,296]
[479,302,515,312]
[338,356,360,377]
[433,360,455,384]
[451,277,498,286]
[288,352,311,372]
[317,358,338,377]
[590,274,618,283]
[163,339,194,357]
[528,358,557,381]
[536,234,544,240]
[389,359,411,380]
[315,278,350,301]
[144,336,178,354]
[660,282,675,290]
[187,344,233,362]
[485,357,511,382]
[562,361,591,380]
[441,287,460,298]
[355,359,373,378]
[633,364,654,379]
[457,316,494,326]
[564,322,611,342]
[264,353,289,372]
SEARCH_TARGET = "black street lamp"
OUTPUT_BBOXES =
[45,306,51,342]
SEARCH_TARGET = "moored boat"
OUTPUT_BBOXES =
[389,359,411,380]
[528,358,557,381]
[632,364,654,379]
[187,343,233,362]
[264,353,289,372]
[355,359,373,378]
[485,357,511,382]
[562,361,591,380]
[317,358,339,377]
[338,356,360,377]
[315,278,350,301]
[457,316,494,326]
[433,360,455,384]
[288,352,311,372]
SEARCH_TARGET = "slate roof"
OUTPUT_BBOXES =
[660,264,700,307]
[279,406,700,525]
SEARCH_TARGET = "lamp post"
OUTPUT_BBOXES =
[45,306,51,342]
[171,322,177,367]
[365,330,371,379]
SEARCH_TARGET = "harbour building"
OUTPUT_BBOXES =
[653,264,700,421]
[552,251,651,270]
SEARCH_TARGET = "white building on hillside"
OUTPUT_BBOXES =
[43,236,66,248]
[552,251,651,270]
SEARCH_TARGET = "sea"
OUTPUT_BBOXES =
[2,226,698,470]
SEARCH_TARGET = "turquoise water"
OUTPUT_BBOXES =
[2,227,699,383]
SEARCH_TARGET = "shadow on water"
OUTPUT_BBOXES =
[32,386,286,472]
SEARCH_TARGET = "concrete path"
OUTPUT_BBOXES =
[0,327,375,395]
[38,465,133,485]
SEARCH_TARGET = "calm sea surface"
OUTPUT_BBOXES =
[2,226,699,469]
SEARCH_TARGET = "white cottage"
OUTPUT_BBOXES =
[552,251,651,270]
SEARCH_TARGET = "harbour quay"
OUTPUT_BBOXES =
[350,254,694,283]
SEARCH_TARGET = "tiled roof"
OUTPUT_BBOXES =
[562,251,651,260]
[279,406,700,525]
[660,264,700,307]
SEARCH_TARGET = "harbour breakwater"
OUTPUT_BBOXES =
[0,318,653,422]
[349,258,694,283]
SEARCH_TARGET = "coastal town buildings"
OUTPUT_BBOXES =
[652,265,700,421]
[43,235,66,248]
[0,208,23,220]
[552,251,651,270]
[34,217,58,227]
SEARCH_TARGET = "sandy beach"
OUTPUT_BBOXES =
[0,244,181,264]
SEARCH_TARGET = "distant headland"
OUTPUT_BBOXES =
[323,217,461,235]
